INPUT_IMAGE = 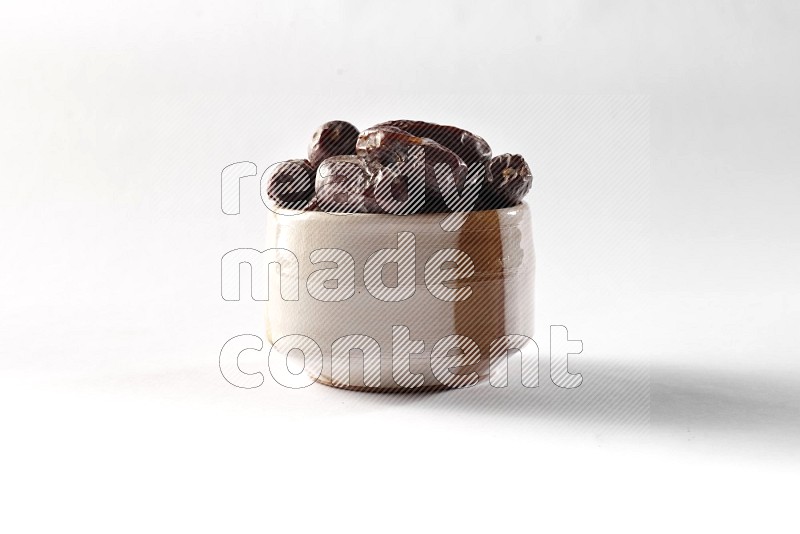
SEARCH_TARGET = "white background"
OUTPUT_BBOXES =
[1,1,799,532]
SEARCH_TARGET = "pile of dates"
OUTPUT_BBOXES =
[266,120,532,213]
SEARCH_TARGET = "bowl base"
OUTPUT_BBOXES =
[313,373,488,393]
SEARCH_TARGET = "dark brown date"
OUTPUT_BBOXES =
[356,126,467,212]
[313,155,374,213]
[264,159,315,209]
[307,120,360,168]
[480,153,532,208]
[371,120,491,167]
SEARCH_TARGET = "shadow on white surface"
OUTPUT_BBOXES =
[70,356,800,461]
[308,359,800,459]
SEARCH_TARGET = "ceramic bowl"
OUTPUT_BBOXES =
[265,203,534,391]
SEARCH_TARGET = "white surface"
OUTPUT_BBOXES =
[1,1,799,532]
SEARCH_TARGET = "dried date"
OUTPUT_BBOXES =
[313,155,374,213]
[371,120,491,167]
[356,126,467,212]
[307,120,360,168]
[264,159,315,209]
[480,153,532,208]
